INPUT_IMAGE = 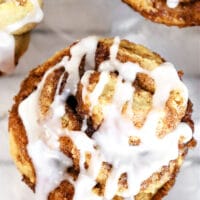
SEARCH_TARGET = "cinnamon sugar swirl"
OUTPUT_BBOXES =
[9,37,195,200]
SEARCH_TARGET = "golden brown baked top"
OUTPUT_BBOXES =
[9,37,194,200]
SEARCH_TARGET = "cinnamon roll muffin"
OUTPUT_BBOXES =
[122,0,200,27]
[0,0,43,75]
[9,37,195,200]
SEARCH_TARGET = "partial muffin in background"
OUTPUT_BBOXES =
[122,0,200,27]
[9,36,195,200]
[0,0,43,75]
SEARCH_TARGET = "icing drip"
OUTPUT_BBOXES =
[167,0,180,8]
[19,37,99,199]
[0,31,15,73]
[18,36,193,200]
[18,57,73,199]
[0,0,43,74]
[93,106,191,198]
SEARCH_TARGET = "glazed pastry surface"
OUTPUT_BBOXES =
[9,37,194,200]
[122,0,200,27]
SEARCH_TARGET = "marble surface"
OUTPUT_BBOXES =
[0,0,200,199]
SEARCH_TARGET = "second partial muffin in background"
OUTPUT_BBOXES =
[0,0,43,75]
[122,0,200,27]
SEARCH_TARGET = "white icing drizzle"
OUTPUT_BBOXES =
[113,76,134,110]
[81,70,110,112]
[93,106,192,198]
[18,57,73,199]
[18,36,193,200]
[167,0,180,8]
[69,132,103,200]
[63,36,98,93]
[151,63,188,108]
[0,0,43,74]
[0,31,15,73]
[99,38,146,83]
[29,140,72,200]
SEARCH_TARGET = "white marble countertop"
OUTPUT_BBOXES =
[0,0,199,199]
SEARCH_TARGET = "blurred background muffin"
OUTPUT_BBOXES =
[0,1,199,200]
[0,0,43,75]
